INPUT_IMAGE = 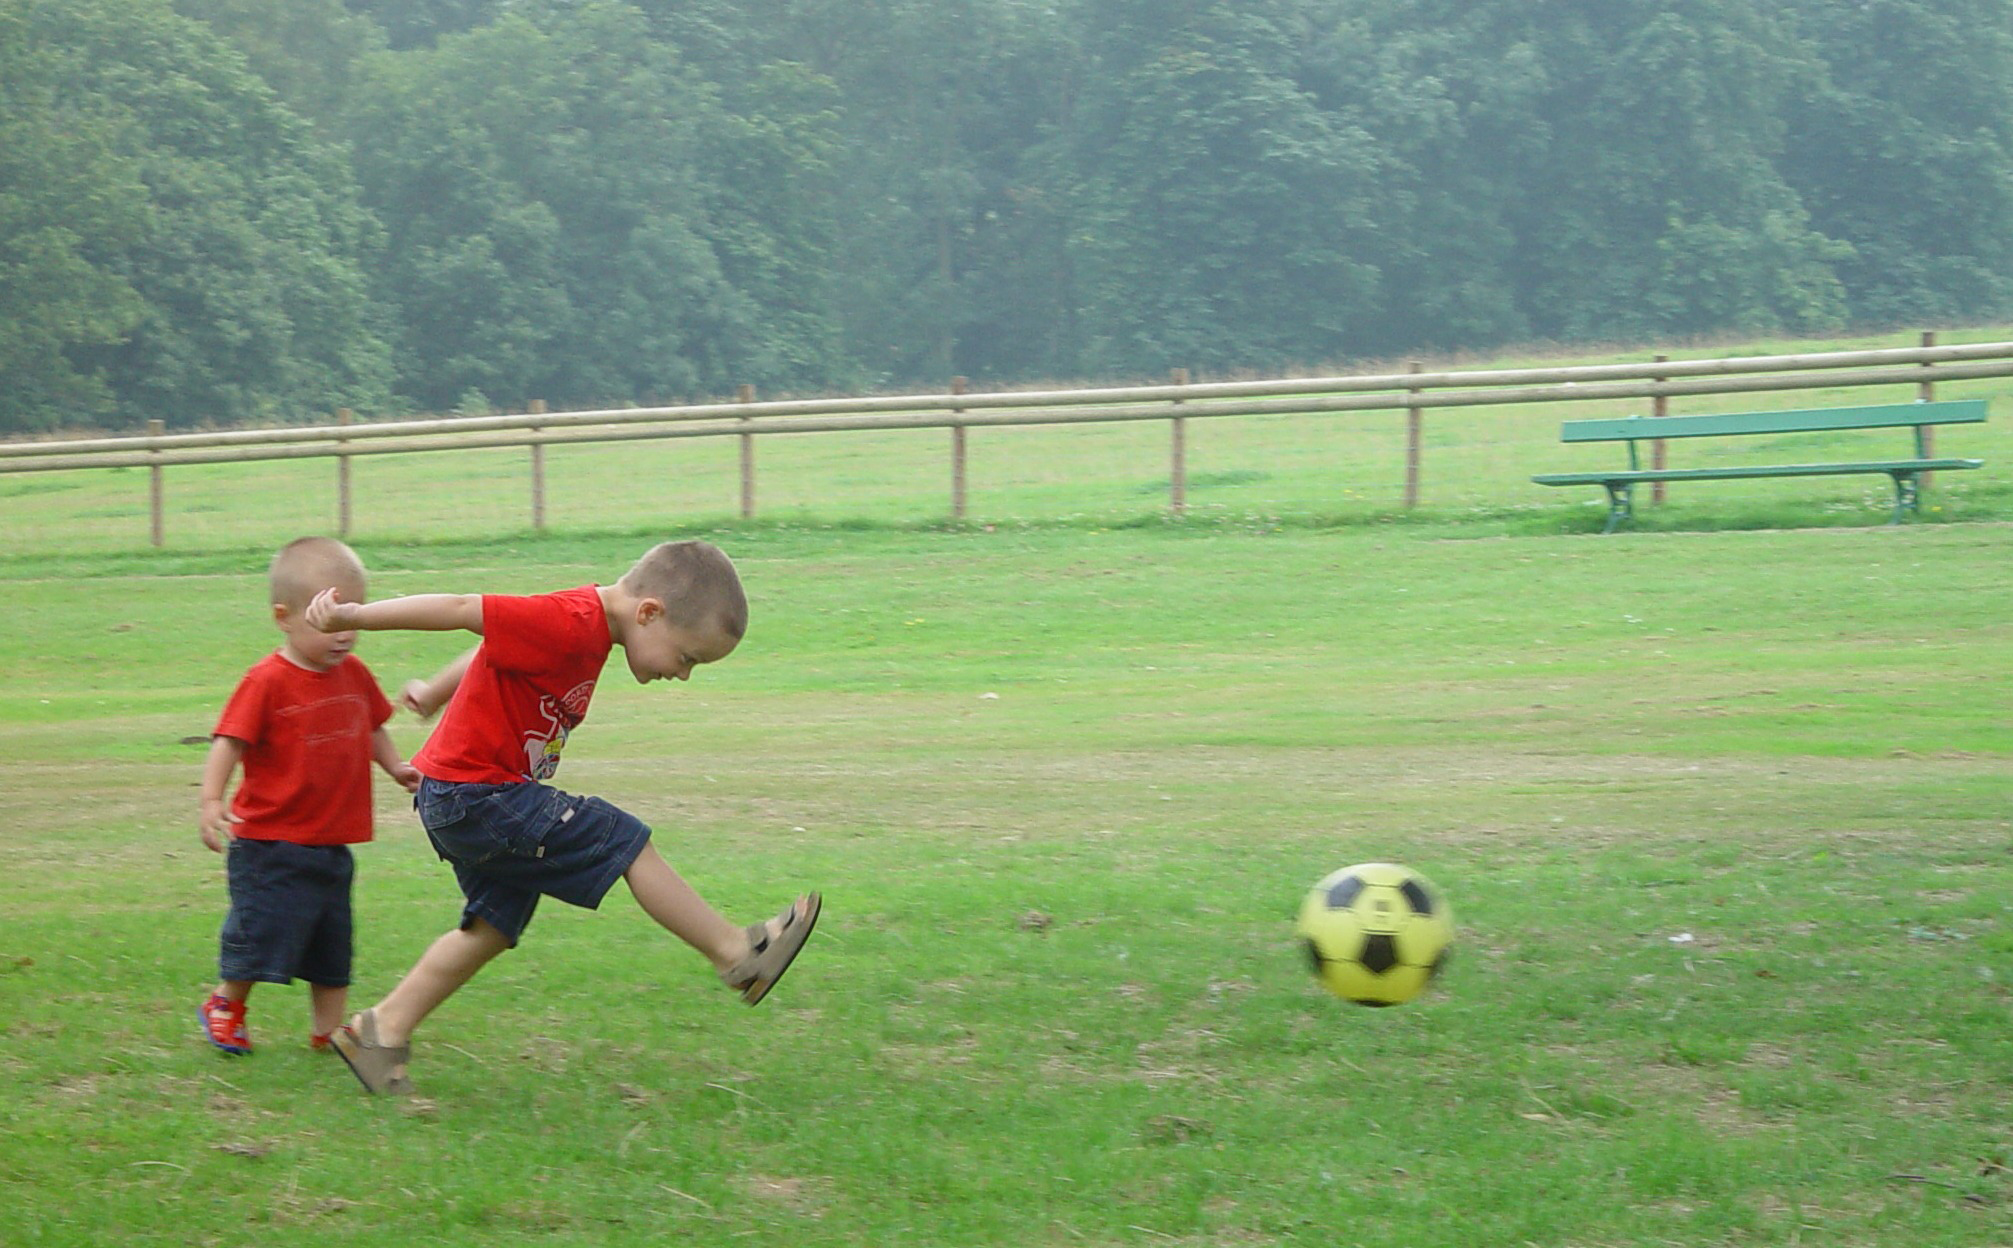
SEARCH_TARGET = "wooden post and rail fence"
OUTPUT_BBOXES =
[0,336,2000,546]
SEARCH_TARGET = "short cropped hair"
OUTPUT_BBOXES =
[618,540,748,640]
[269,536,366,611]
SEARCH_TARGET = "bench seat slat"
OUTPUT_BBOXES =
[1559,399,1987,443]
[1533,458,1981,486]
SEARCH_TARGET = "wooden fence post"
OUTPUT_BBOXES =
[1918,330,1938,490]
[737,385,756,519]
[1169,367,1189,516]
[1651,355,1669,505]
[1404,361,1423,508]
[336,408,353,537]
[950,376,968,520]
[147,418,165,547]
[528,399,547,531]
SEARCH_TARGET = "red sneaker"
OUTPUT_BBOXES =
[309,1031,333,1052]
[199,993,251,1055]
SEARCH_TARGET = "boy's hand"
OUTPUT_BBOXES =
[199,799,239,853]
[398,648,474,719]
[386,759,422,794]
[399,678,443,720]
[304,587,358,633]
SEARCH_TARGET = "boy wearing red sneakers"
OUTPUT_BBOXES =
[198,537,421,1055]
[303,539,818,1096]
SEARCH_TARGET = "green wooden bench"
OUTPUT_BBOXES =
[1533,399,1987,532]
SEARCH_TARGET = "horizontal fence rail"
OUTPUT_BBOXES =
[6,342,2013,468]
[1,335,2003,542]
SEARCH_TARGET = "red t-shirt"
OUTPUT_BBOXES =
[213,653,394,846]
[413,586,611,785]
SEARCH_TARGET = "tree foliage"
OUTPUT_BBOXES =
[6,0,2013,431]
[16,0,392,429]
[1068,0,1390,374]
[0,4,148,430]
[342,2,843,410]
[1773,0,2013,324]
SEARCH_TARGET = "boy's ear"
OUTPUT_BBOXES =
[636,598,665,625]
[271,603,291,626]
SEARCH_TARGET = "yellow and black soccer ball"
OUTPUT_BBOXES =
[1296,862,1453,1006]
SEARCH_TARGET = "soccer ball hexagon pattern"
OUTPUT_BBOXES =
[1296,862,1453,1006]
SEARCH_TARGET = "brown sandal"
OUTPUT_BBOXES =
[331,1008,415,1095]
[719,893,821,1006]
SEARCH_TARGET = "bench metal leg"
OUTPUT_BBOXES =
[1888,472,1919,525]
[1601,482,1634,533]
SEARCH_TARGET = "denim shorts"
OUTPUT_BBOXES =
[219,838,356,986]
[414,777,653,945]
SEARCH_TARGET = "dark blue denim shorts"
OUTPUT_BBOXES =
[219,838,356,986]
[414,777,653,945]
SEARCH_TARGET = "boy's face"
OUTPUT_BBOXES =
[275,575,365,672]
[623,604,738,685]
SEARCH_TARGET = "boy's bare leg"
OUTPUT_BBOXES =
[309,983,346,1038]
[211,979,252,1003]
[367,919,511,1046]
[624,843,746,971]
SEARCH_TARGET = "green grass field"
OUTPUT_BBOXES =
[1,518,2008,1246]
[2,329,2010,1244]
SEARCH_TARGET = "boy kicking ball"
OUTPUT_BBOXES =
[304,539,819,1095]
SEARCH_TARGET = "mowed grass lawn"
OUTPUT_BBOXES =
[0,521,2008,1247]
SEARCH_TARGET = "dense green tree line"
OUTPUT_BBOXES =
[2,0,2009,431]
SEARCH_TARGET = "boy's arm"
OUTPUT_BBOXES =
[199,736,247,853]
[371,726,421,794]
[400,646,476,720]
[306,589,483,635]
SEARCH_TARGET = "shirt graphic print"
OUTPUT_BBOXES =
[523,678,596,779]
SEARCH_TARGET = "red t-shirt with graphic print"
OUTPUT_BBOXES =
[413,585,611,785]
[214,653,394,846]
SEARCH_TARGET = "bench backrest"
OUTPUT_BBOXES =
[1560,399,1987,444]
